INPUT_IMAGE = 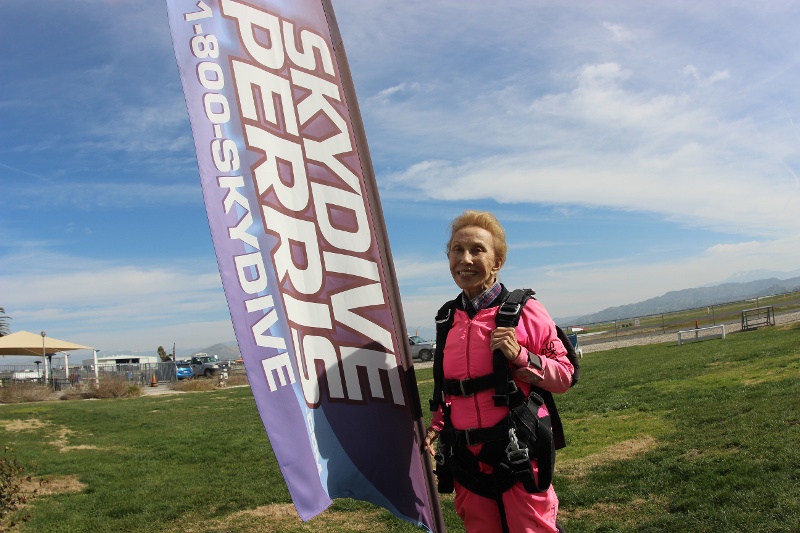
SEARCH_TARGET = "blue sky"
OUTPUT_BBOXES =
[2,0,799,361]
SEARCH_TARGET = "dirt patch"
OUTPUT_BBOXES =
[20,475,86,498]
[232,504,383,532]
[1,419,49,432]
[164,503,384,532]
[559,436,658,480]
[49,427,99,453]
[560,495,668,524]
[1,419,99,453]
[2,475,87,532]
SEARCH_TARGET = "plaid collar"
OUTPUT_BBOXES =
[463,281,502,315]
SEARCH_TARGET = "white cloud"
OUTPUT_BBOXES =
[378,52,800,238]
[683,65,731,87]
[0,251,230,352]
[603,21,634,43]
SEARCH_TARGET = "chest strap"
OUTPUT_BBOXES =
[452,424,512,447]
[442,374,495,397]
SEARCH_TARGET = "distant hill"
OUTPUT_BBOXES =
[183,275,800,351]
[193,342,241,361]
[560,276,800,325]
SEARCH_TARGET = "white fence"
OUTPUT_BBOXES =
[677,325,726,346]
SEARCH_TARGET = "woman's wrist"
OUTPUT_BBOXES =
[527,351,543,371]
[509,346,529,367]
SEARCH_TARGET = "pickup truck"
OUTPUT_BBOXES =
[408,335,435,362]
[189,353,230,378]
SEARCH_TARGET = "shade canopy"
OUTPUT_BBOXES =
[0,330,93,356]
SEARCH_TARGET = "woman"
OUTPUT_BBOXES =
[424,210,574,533]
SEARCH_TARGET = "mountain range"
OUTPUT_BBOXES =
[128,271,800,355]
[557,274,800,326]
[192,342,241,361]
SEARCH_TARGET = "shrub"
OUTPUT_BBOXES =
[226,373,249,386]
[59,387,86,401]
[0,383,56,404]
[170,379,216,392]
[0,447,31,527]
[80,377,142,399]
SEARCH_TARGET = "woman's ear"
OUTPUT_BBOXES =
[492,258,504,274]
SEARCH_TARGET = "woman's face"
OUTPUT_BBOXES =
[448,225,503,299]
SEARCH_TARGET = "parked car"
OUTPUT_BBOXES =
[175,361,194,380]
[189,353,230,378]
[408,335,436,361]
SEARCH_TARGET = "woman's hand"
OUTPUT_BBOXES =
[424,427,439,456]
[491,326,521,361]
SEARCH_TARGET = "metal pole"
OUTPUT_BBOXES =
[47,354,54,390]
[41,331,48,384]
[93,349,100,387]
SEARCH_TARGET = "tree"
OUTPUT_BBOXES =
[157,346,170,362]
[0,308,10,337]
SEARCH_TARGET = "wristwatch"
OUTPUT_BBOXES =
[528,352,543,371]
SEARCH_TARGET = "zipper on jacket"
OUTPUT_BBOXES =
[464,317,484,427]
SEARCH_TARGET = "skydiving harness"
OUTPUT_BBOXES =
[429,288,580,504]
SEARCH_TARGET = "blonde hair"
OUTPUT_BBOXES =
[446,210,508,264]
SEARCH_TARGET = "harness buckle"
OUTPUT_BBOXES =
[507,380,518,394]
[458,380,474,398]
[464,428,479,447]
[505,427,530,465]
[497,302,522,323]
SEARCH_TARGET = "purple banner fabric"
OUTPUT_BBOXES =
[165,1,440,531]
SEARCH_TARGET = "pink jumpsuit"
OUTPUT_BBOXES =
[431,298,574,533]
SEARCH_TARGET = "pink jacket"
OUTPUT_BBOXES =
[431,298,574,432]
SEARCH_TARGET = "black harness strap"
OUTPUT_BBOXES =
[430,298,457,413]
[442,373,495,397]
[492,289,533,407]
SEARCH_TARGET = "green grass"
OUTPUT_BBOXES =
[1,323,799,532]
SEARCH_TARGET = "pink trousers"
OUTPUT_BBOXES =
[454,479,559,533]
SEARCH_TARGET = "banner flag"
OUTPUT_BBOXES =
[165,1,442,531]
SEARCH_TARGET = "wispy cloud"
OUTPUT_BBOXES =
[0,250,228,351]
[603,21,634,43]
[683,65,731,87]
[0,182,202,209]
